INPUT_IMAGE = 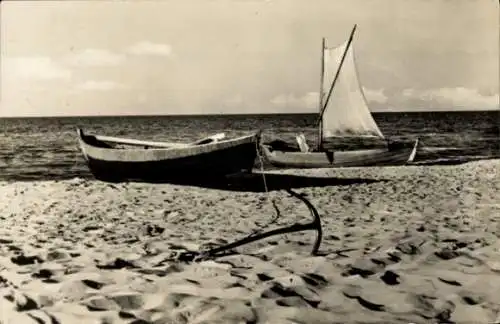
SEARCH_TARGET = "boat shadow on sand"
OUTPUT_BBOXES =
[0,169,386,191]
[119,172,388,193]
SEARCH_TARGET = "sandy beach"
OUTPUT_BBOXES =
[0,159,499,323]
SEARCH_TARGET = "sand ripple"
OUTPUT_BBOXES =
[0,160,499,323]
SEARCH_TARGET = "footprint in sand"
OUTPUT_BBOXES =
[380,270,401,285]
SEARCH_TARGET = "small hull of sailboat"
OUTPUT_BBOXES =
[260,139,419,169]
[77,128,260,183]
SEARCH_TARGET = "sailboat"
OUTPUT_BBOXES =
[261,25,419,168]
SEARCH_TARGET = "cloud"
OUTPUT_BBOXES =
[270,92,319,111]
[74,80,124,92]
[66,49,125,67]
[3,56,71,80]
[362,88,388,104]
[402,87,499,110]
[269,89,390,112]
[268,87,499,112]
[126,41,173,56]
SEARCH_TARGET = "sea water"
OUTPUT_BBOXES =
[0,111,498,181]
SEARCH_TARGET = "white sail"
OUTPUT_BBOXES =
[320,39,384,139]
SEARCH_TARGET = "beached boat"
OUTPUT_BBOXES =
[77,128,261,182]
[261,25,419,168]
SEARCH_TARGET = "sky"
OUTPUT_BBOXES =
[0,0,498,117]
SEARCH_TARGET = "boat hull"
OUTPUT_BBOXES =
[261,139,419,169]
[77,129,260,183]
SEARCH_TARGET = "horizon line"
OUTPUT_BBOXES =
[0,108,498,119]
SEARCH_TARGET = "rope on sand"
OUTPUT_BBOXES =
[178,189,323,262]
[246,139,281,237]
[176,135,324,263]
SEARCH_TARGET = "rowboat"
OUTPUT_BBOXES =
[261,24,419,169]
[77,128,260,183]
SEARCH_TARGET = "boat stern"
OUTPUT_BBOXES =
[407,138,419,163]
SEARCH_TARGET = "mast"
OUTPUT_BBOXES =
[316,24,357,132]
[317,37,326,151]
